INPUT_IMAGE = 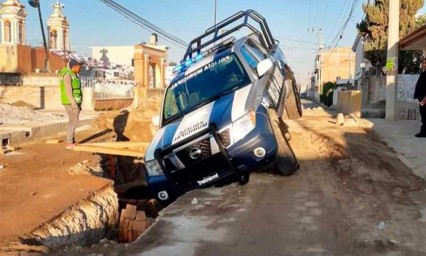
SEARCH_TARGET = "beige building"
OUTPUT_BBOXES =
[311,47,355,100]
[0,0,67,73]
[0,0,26,45]
[91,46,135,67]
[320,47,355,84]
[133,35,167,89]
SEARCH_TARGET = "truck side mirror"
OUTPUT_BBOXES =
[256,59,273,77]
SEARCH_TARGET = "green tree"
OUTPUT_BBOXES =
[416,13,426,27]
[320,81,336,107]
[357,0,424,73]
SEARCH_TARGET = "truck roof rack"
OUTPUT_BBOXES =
[181,9,276,63]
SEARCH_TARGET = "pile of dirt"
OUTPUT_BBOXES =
[0,103,67,125]
[92,94,162,143]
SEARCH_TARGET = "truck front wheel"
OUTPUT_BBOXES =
[268,109,299,176]
[284,79,303,120]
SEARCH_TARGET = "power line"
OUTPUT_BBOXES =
[61,0,127,23]
[282,45,319,50]
[320,0,329,29]
[325,0,352,44]
[314,0,320,29]
[276,37,320,45]
[323,0,361,63]
[329,0,361,48]
[100,0,188,48]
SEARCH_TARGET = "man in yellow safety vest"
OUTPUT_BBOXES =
[60,59,84,149]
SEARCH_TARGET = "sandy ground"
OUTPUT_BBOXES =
[0,97,161,255]
[3,100,426,255]
[54,103,426,256]
[0,128,115,254]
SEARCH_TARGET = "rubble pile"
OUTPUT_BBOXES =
[0,103,66,125]
[92,93,163,142]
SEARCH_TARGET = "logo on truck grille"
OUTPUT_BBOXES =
[189,146,202,160]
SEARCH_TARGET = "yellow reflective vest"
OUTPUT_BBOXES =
[59,67,82,105]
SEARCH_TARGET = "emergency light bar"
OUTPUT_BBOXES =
[172,53,204,74]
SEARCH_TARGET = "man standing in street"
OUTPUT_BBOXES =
[414,59,426,138]
[60,59,84,148]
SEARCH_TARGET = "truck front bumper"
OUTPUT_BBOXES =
[146,108,278,204]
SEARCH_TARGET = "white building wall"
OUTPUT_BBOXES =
[91,46,134,66]
[353,37,363,81]
[352,35,371,88]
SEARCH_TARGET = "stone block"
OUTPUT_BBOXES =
[135,211,146,221]
[125,204,137,220]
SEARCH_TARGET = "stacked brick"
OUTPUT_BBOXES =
[118,204,150,243]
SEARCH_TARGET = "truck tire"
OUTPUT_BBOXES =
[238,172,250,185]
[268,109,299,176]
[284,79,303,120]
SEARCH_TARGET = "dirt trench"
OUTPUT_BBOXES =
[0,94,164,255]
[47,107,426,256]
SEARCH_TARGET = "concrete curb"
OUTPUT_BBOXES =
[0,118,94,146]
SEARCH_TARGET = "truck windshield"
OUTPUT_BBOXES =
[163,53,250,123]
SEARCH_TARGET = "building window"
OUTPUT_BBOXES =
[50,30,57,49]
[4,20,11,43]
[63,30,68,50]
[18,21,24,44]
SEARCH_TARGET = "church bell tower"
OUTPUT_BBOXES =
[47,1,69,51]
[0,0,27,45]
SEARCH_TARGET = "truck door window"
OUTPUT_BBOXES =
[241,45,266,70]
[241,47,259,69]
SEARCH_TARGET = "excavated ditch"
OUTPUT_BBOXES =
[18,154,162,254]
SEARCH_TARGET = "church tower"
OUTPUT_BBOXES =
[47,1,69,51]
[0,0,27,45]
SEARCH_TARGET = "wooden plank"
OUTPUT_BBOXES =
[46,139,61,144]
[80,141,149,149]
[72,144,145,158]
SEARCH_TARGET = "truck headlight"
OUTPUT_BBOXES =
[145,160,164,176]
[232,111,256,143]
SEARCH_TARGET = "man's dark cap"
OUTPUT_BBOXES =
[69,59,84,68]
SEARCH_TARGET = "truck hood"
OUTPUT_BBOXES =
[145,84,253,161]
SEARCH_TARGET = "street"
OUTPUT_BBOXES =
[55,101,426,256]
[1,1,426,255]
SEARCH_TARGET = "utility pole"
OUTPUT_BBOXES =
[28,0,49,72]
[311,27,323,102]
[385,0,399,121]
[360,61,368,107]
[214,0,217,26]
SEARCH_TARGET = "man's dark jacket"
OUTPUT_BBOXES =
[414,71,426,100]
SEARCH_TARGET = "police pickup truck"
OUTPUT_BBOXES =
[144,10,302,203]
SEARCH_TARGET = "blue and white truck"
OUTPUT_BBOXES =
[144,10,302,203]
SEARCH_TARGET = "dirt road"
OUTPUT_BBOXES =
[55,101,426,256]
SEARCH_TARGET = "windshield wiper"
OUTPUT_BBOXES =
[164,112,184,125]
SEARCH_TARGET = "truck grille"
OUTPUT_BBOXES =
[171,154,233,192]
[175,137,211,166]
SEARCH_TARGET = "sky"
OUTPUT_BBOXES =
[21,0,426,86]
